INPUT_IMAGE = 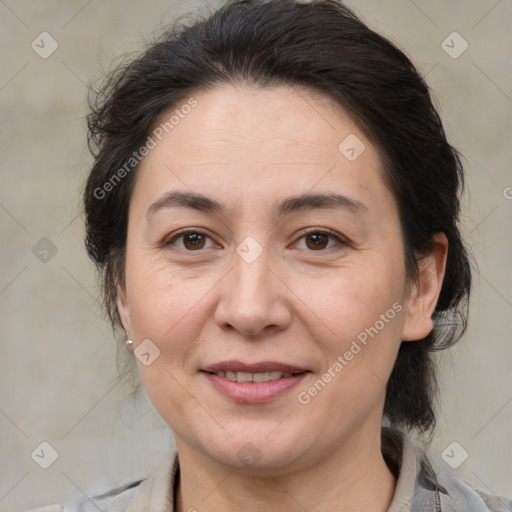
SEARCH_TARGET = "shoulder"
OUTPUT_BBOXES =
[437,469,512,512]
[384,427,511,512]
[24,451,178,512]
[417,447,512,512]
[470,488,512,512]
[25,479,143,512]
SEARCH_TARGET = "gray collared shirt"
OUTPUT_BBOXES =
[29,427,511,512]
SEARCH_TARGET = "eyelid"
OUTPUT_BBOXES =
[300,226,345,240]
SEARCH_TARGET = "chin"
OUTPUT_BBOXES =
[195,429,314,474]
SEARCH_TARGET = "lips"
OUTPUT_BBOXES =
[202,370,309,403]
[200,360,311,403]
[201,360,309,374]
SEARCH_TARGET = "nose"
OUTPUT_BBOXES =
[214,244,292,337]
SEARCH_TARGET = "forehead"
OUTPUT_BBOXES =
[149,83,363,162]
[132,83,392,218]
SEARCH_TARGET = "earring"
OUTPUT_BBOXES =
[125,339,133,347]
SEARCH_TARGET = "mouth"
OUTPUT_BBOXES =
[201,359,310,381]
[200,360,311,403]
[201,369,309,383]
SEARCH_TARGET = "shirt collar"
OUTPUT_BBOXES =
[382,427,441,511]
[125,450,179,512]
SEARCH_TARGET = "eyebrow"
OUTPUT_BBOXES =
[146,190,369,219]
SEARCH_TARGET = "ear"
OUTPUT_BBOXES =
[116,280,133,338]
[401,233,448,341]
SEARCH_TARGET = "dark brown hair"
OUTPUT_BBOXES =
[84,0,473,433]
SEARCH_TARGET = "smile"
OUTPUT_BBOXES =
[208,370,300,382]
[201,370,310,403]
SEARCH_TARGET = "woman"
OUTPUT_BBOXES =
[31,0,511,510]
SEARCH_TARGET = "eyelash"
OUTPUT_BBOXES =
[164,227,348,253]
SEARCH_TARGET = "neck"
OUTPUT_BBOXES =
[174,424,396,512]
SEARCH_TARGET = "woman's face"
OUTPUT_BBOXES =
[117,84,441,473]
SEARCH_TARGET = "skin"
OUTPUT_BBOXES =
[117,83,448,512]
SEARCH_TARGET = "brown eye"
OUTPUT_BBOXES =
[166,230,214,251]
[182,232,206,250]
[296,229,346,252]
[305,232,330,250]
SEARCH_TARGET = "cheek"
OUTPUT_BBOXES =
[311,263,405,396]
[305,285,403,420]
[320,264,401,336]
[124,251,204,338]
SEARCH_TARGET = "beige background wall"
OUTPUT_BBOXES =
[1,1,511,510]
